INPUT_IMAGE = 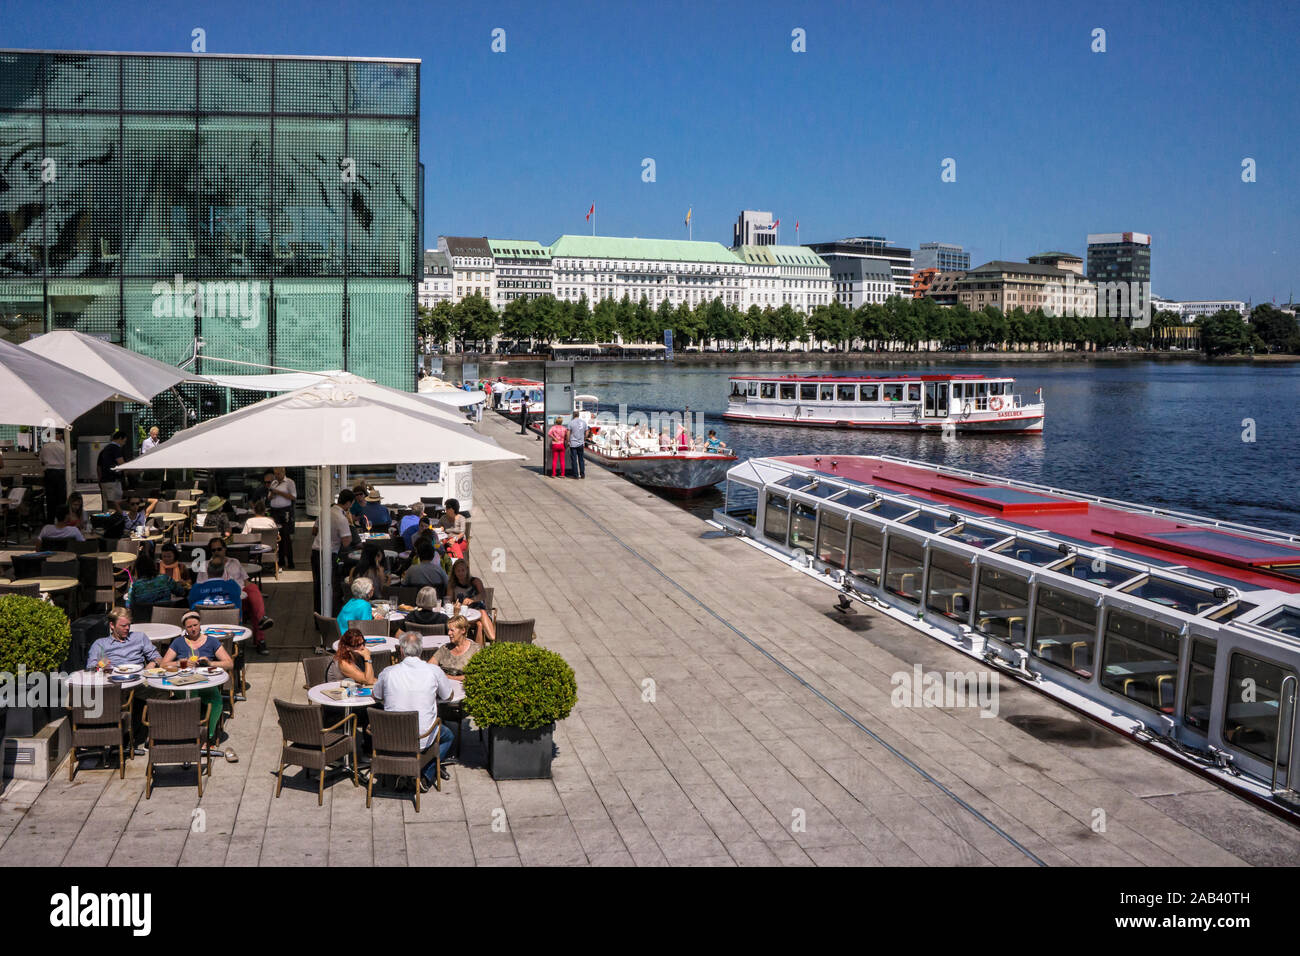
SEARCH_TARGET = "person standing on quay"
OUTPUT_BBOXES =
[567,409,589,479]
[39,429,67,523]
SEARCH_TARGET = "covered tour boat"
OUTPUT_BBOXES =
[723,374,1044,433]
[714,453,1300,818]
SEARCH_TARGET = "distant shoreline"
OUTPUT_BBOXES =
[445,350,1300,366]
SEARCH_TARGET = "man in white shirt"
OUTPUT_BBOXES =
[371,634,455,786]
[140,426,161,454]
[39,505,85,543]
[491,379,508,409]
[38,431,67,523]
[268,467,297,570]
[311,489,354,616]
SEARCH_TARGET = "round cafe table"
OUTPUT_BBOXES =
[145,669,229,693]
[136,623,184,645]
[66,669,144,690]
[202,624,253,644]
[308,681,377,708]
[109,551,137,568]
[442,605,481,622]
[332,635,399,653]
[419,632,451,651]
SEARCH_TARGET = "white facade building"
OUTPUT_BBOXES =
[733,244,831,314]
[419,249,453,307]
[548,235,749,310]
[438,236,495,302]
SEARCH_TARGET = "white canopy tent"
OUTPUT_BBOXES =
[200,370,347,393]
[116,376,523,614]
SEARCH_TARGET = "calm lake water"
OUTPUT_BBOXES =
[492,358,1300,533]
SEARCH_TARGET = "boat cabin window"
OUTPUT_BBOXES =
[761,383,776,399]
[989,381,1006,395]
[779,383,796,400]
[883,384,904,402]
[730,381,746,397]
[763,493,789,545]
[907,384,921,402]
[1183,639,1216,732]
[994,538,1066,567]
[1205,601,1258,622]
[820,384,835,401]
[790,501,818,552]
[859,385,879,402]
[1054,556,1140,588]
[724,481,758,528]
[747,382,759,397]
[1257,606,1300,638]
[802,482,847,500]
[1224,653,1294,765]
[1121,577,1217,614]
[1032,585,1098,678]
[926,548,972,621]
[816,509,848,569]
[836,384,856,402]
[863,498,915,521]
[847,521,883,585]
[1099,610,1180,713]
[903,511,959,535]
[946,524,1007,549]
[834,491,875,510]
[799,384,818,401]
[884,534,924,605]
[974,566,1030,647]
[776,475,812,491]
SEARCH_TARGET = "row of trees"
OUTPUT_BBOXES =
[418,293,1296,356]
[1197,304,1300,357]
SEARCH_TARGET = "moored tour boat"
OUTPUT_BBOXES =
[723,373,1044,433]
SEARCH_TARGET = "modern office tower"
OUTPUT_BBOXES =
[733,210,776,247]
[1087,232,1152,322]
[914,242,970,273]
[805,237,914,300]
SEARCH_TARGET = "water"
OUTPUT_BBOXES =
[491,358,1300,533]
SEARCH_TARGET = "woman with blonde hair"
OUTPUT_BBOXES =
[433,615,478,680]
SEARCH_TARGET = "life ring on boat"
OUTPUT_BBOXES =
[962,402,973,415]
[989,397,1003,411]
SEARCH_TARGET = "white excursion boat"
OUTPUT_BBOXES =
[714,453,1300,819]
[494,377,544,415]
[723,374,1045,433]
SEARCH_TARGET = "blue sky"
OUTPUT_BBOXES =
[8,0,1298,302]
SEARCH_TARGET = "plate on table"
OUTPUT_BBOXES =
[114,663,143,674]
[109,673,135,682]
[202,667,223,676]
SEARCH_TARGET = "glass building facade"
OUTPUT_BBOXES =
[0,50,419,396]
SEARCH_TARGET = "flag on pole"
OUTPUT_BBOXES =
[684,207,692,226]
[586,203,594,222]
[795,220,799,231]
[772,219,780,229]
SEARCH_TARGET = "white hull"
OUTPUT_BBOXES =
[723,400,1045,433]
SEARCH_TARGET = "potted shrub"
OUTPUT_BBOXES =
[0,595,72,737]
[462,642,577,780]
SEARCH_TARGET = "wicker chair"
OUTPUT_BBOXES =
[401,622,446,636]
[313,613,341,653]
[385,585,421,606]
[78,553,118,612]
[10,551,46,579]
[0,581,40,598]
[272,699,358,806]
[352,618,388,637]
[258,528,279,578]
[151,605,190,628]
[494,618,536,644]
[142,697,210,798]
[370,649,392,679]
[365,708,442,810]
[197,607,240,627]
[68,681,134,780]
[302,655,331,690]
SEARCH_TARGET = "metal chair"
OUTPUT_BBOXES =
[365,707,442,810]
[142,697,210,798]
[272,699,358,806]
[494,618,536,644]
[68,681,134,780]
[302,655,331,690]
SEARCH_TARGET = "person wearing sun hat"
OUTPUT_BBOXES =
[360,488,391,533]
[199,494,231,538]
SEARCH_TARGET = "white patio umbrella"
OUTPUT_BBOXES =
[116,377,523,614]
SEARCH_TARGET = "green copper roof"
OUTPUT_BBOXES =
[488,239,550,259]
[548,235,742,264]
[733,244,828,268]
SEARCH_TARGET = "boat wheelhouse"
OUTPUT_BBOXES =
[714,454,1300,816]
[494,377,543,415]
[723,374,1044,433]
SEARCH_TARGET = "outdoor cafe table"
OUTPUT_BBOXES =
[333,635,400,653]
[308,681,379,708]
[66,669,144,691]
[136,623,184,645]
[109,551,137,568]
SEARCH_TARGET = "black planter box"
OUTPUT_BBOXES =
[5,674,63,738]
[486,723,555,780]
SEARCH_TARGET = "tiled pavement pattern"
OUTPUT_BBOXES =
[2,411,1298,866]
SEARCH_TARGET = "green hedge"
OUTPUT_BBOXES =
[462,642,577,731]
[0,595,71,673]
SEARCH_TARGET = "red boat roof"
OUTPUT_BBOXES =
[496,377,543,386]
[775,455,1300,592]
[730,373,1007,383]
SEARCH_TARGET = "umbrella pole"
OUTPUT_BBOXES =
[65,424,75,507]
[319,464,333,618]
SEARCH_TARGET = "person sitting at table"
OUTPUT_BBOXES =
[360,489,391,533]
[438,498,468,560]
[349,483,370,530]
[120,495,160,535]
[347,544,389,599]
[196,537,273,654]
[398,502,425,549]
[399,586,449,629]
[401,539,448,597]
[241,499,279,536]
[160,610,235,752]
[197,496,232,538]
[86,606,161,669]
[447,559,497,643]
[371,633,455,786]
[336,577,377,631]
[127,551,187,610]
[38,504,86,543]
[432,615,478,680]
[65,492,91,533]
[326,626,376,686]
[157,542,191,585]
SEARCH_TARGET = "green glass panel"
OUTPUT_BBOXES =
[200,277,270,371]
[273,118,344,277]
[47,278,119,341]
[348,278,412,389]
[0,114,43,277]
[46,54,118,111]
[274,278,344,372]
[199,57,270,113]
[348,61,416,115]
[45,114,120,277]
[124,278,192,366]
[123,115,197,277]
[0,52,42,111]
[199,116,271,275]
[124,56,195,111]
[0,279,45,344]
[346,118,416,278]
[273,59,344,114]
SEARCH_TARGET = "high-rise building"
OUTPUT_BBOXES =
[733,210,776,247]
[805,237,914,300]
[914,242,970,273]
[1087,232,1152,323]
[0,49,420,390]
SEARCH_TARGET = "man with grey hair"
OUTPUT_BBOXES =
[371,633,456,787]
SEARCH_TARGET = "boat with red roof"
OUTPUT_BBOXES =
[723,373,1044,433]
[714,453,1300,817]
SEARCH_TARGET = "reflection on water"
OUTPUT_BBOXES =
[488,358,1300,533]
